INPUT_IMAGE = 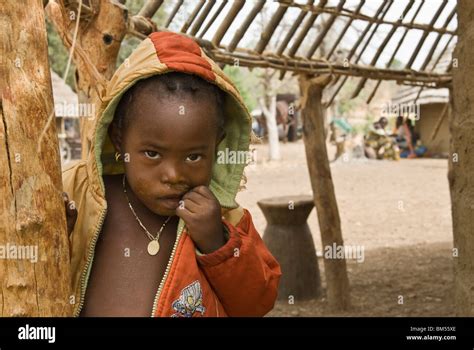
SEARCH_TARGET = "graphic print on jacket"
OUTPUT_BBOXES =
[171,281,206,317]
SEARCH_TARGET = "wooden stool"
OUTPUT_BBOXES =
[258,195,322,301]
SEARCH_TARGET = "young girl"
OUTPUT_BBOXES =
[63,32,281,317]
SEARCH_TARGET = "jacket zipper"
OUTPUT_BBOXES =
[74,207,107,317]
[150,222,184,317]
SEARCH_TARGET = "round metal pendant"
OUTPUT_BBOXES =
[147,240,160,256]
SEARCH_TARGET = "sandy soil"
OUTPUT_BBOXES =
[235,140,455,316]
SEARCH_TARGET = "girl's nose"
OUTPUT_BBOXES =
[160,161,187,188]
[161,166,180,184]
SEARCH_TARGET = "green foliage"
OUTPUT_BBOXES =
[223,66,257,111]
[352,118,373,137]
[337,97,356,116]
[336,78,374,117]
[336,80,360,116]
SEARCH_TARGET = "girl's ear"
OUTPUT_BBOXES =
[108,122,123,153]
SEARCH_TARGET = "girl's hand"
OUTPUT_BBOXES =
[175,186,226,254]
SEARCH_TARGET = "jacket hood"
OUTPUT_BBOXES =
[88,31,251,209]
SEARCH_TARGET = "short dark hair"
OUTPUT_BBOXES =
[114,72,226,137]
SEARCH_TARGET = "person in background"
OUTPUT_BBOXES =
[394,116,416,158]
[329,117,352,161]
[378,116,391,135]
[364,117,399,160]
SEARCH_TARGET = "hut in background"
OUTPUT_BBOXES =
[392,86,450,157]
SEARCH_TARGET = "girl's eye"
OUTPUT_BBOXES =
[186,154,202,162]
[144,151,161,159]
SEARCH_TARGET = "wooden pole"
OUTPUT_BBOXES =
[351,0,415,99]
[305,0,346,59]
[0,0,72,316]
[450,0,474,316]
[366,0,424,104]
[325,0,390,106]
[405,0,449,69]
[198,0,227,38]
[164,0,184,28]
[278,0,456,36]
[298,74,351,311]
[227,0,265,52]
[212,0,245,47]
[138,0,164,18]
[276,0,313,56]
[254,0,291,54]
[208,48,451,86]
[180,0,205,34]
[325,0,365,60]
[286,0,327,58]
[189,0,216,36]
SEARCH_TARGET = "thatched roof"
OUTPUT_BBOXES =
[392,86,449,106]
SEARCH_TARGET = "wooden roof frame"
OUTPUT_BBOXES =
[127,0,456,103]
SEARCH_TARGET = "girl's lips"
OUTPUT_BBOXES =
[158,197,182,209]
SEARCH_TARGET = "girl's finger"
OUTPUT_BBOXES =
[191,186,214,199]
[175,205,194,222]
[178,198,199,214]
[182,191,204,205]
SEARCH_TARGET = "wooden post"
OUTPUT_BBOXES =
[0,0,72,316]
[298,74,351,311]
[450,0,474,316]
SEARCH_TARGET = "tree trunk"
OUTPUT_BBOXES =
[0,0,72,316]
[450,0,474,316]
[46,0,128,158]
[299,74,351,311]
[259,96,281,161]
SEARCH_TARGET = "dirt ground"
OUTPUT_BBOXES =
[235,140,455,316]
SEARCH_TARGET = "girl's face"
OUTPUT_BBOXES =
[110,92,223,217]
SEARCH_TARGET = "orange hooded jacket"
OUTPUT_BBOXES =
[62,32,281,317]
